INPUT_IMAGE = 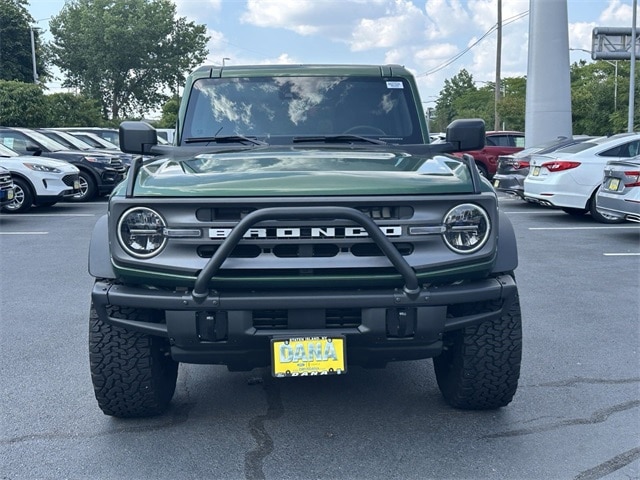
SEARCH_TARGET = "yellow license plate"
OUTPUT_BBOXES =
[532,166,541,176]
[607,178,620,191]
[493,180,500,188]
[7,189,13,200]
[271,336,346,377]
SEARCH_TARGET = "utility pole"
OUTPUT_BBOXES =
[494,0,502,131]
[30,26,40,84]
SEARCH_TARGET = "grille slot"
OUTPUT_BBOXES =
[196,205,413,222]
[253,309,361,329]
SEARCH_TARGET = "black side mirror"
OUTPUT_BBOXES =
[446,119,486,151]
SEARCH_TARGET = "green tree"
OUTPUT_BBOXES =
[156,95,181,128]
[432,69,477,131]
[49,0,209,120]
[43,92,104,127]
[0,80,47,126]
[0,0,49,82]
[497,77,526,131]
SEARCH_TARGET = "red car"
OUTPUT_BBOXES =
[454,130,525,178]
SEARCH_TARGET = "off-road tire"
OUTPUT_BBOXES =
[433,287,522,409]
[89,304,178,418]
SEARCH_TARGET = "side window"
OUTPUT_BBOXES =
[600,144,622,157]
[600,141,640,158]
[513,136,526,148]
[0,132,29,155]
[485,136,497,146]
[626,140,640,157]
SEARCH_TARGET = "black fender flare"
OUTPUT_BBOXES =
[88,214,116,279]
[492,210,518,274]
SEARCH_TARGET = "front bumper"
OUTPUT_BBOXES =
[92,273,517,369]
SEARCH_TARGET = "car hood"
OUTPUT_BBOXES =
[0,155,79,171]
[121,148,477,197]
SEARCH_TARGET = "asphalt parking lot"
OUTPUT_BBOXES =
[0,195,638,480]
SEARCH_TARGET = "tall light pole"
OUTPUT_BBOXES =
[29,26,40,84]
[222,57,230,67]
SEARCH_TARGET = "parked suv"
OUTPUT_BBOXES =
[0,143,80,213]
[89,64,522,418]
[455,130,525,178]
[0,127,126,201]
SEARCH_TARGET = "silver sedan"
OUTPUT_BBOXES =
[595,155,640,222]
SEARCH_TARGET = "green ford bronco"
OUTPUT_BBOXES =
[88,64,522,417]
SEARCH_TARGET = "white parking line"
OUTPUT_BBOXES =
[0,232,48,235]
[603,253,640,256]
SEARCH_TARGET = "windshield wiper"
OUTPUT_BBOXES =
[184,135,267,146]
[292,135,388,145]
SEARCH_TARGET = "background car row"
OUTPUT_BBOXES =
[494,132,640,223]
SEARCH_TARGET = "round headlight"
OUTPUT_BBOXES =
[442,203,490,254]
[117,207,167,258]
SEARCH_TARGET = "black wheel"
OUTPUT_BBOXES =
[589,188,625,224]
[433,287,522,410]
[561,207,588,216]
[89,304,178,418]
[475,162,489,178]
[1,177,33,213]
[69,171,97,202]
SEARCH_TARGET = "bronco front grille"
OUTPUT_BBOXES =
[197,242,413,258]
[196,205,414,222]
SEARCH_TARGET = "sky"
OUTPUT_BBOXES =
[27,0,637,111]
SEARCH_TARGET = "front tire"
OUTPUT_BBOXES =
[433,288,522,409]
[69,172,97,202]
[1,178,33,213]
[89,304,178,418]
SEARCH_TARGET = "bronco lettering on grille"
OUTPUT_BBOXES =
[208,226,402,239]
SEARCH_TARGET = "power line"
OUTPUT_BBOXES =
[418,10,529,77]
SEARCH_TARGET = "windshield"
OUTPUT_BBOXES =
[182,76,423,144]
[44,131,92,150]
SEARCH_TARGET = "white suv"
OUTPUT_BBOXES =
[0,143,80,213]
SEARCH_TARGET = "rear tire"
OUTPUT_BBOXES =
[433,287,522,409]
[589,188,625,224]
[89,304,178,417]
[561,207,588,216]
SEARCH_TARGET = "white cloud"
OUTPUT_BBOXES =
[600,0,635,25]
[175,0,222,23]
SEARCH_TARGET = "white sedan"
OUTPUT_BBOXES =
[0,143,81,213]
[523,132,640,223]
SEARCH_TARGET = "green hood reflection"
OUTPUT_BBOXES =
[128,148,474,197]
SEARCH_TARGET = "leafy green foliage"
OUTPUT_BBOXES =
[156,95,181,128]
[43,93,104,126]
[49,0,209,119]
[432,61,638,135]
[0,0,49,82]
[0,80,47,126]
